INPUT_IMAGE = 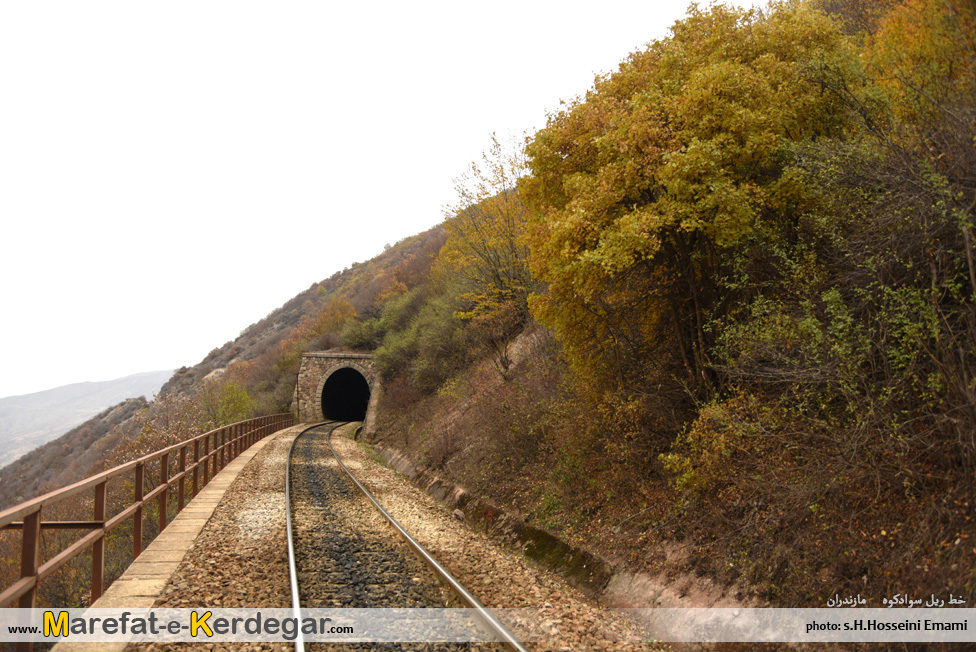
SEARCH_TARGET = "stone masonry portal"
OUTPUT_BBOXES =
[296,352,380,435]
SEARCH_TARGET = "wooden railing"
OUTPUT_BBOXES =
[0,413,294,610]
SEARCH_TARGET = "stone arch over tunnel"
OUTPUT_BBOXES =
[296,352,381,434]
[321,367,370,421]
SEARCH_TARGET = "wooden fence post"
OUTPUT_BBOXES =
[14,512,39,651]
[158,452,169,532]
[218,429,225,470]
[203,435,211,487]
[134,462,144,559]
[178,446,187,512]
[91,481,106,603]
[193,439,200,497]
[18,510,41,611]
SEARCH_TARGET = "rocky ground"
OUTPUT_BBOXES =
[329,428,652,652]
[124,423,656,652]
[130,426,299,652]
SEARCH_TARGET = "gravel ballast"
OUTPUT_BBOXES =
[124,423,653,651]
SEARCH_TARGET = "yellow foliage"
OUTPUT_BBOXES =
[866,0,976,127]
[520,2,856,392]
[438,134,534,375]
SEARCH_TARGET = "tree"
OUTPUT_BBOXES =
[198,378,255,427]
[275,297,357,373]
[519,2,856,396]
[440,133,535,376]
[816,0,976,466]
[812,0,899,34]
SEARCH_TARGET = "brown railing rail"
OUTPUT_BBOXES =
[0,413,294,612]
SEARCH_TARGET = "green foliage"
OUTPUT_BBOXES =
[376,287,428,336]
[340,317,383,349]
[198,379,255,427]
[374,285,474,393]
[661,392,769,495]
[356,136,539,392]
[713,290,870,398]
[657,0,976,594]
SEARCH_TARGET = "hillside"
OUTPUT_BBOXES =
[0,225,447,510]
[157,224,446,410]
[0,397,148,509]
[0,370,172,470]
[349,0,976,614]
[2,0,973,635]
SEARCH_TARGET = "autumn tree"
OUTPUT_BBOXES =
[440,133,535,376]
[275,297,357,373]
[197,375,255,427]
[812,0,899,34]
[789,0,976,466]
[864,0,976,257]
[520,2,857,397]
[102,394,208,468]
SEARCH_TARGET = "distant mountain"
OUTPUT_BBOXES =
[0,397,149,510]
[0,370,173,469]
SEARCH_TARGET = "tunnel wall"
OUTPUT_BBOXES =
[296,353,381,434]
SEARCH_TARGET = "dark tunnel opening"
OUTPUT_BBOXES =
[322,367,371,421]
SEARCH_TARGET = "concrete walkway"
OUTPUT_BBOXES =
[51,426,301,652]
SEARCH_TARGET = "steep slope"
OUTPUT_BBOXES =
[0,225,447,511]
[158,225,446,403]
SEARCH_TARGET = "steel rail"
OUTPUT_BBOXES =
[284,421,331,652]
[286,421,528,652]
[325,424,529,652]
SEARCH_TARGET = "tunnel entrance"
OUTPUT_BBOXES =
[298,352,378,433]
[321,367,371,421]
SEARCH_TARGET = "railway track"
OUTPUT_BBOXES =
[286,421,528,652]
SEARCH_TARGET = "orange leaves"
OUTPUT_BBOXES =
[866,0,976,127]
[310,297,356,337]
[273,297,357,376]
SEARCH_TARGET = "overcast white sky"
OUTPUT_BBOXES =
[0,1,756,399]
